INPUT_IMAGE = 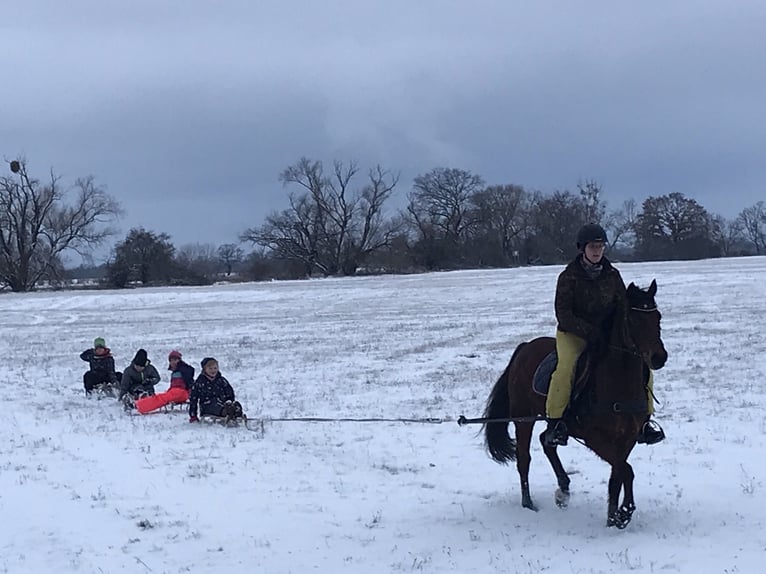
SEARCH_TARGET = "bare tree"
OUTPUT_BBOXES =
[709,215,744,257]
[408,168,484,241]
[217,243,244,276]
[0,158,121,291]
[406,167,484,268]
[468,184,532,265]
[737,201,766,254]
[176,242,219,283]
[241,158,399,276]
[607,199,639,251]
[577,179,607,223]
[530,190,588,262]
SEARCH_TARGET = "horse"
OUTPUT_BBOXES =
[483,280,668,528]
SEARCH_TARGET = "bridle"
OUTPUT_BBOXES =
[608,302,660,357]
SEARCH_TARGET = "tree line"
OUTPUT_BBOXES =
[1,156,765,292]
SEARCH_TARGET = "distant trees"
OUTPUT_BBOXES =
[737,201,766,254]
[107,228,175,287]
[606,199,638,253]
[175,242,219,284]
[217,243,243,276]
[25,151,762,288]
[468,184,530,266]
[105,232,244,288]
[0,158,121,291]
[241,162,766,277]
[634,193,718,260]
[241,158,399,277]
[406,167,484,269]
[530,190,588,263]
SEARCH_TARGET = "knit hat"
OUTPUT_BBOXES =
[200,357,217,369]
[133,349,148,367]
[168,350,182,360]
[94,337,106,349]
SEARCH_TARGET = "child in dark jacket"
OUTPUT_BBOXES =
[189,357,243,422]
[80,337,122,395]
[119,349,161,402]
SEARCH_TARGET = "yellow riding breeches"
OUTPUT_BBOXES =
[545,330,586,418]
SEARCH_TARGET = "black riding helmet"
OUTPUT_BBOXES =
[576,223,608,250]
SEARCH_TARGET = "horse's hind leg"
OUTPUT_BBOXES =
[514,422,538,511]
[539,431,571,508]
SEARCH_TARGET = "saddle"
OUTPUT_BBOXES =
[533,351,652,416]
[532,350,592,404]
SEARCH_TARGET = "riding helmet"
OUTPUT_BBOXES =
[576,223,608,250]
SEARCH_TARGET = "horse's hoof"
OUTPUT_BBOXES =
[608,516,630,529]
[555,488,570,508]
[521,497,539,512]
[606,507,633,529]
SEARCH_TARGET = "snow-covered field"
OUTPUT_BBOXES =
[1,257,765,573]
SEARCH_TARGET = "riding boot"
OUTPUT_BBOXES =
[636,416,665,445]
[544,418,569,447]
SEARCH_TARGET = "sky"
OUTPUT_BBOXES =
[1,257,765,572]
[2,1,765,259]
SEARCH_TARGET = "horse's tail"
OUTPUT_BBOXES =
[483,343,526,464]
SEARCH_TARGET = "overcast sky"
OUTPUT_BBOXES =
[3,1,765,260]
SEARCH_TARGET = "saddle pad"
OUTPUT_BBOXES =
[533,350,558,396]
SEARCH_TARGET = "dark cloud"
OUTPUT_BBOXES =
[3,1,765,259]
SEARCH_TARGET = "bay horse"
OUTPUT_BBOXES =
[483,280,667,528]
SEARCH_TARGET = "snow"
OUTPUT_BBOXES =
[1,257,765,573]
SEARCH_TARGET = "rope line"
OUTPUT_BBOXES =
[258,416,451,424]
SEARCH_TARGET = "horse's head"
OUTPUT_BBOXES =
[626,280,668,370]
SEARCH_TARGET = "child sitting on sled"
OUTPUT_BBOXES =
[80,337,122,395]
[134,370,188,414]
[134,350,196,414]
[188,357,244,422]
[167,349,195,389]
[119,349,161,405]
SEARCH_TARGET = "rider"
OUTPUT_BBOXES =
[543,223,665,447]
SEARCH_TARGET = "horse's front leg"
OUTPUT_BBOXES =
[606,461,635,528]
[513,422,537,511]
[539,431,571,508]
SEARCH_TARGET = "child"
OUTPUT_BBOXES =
[135,370,190,414]
[167,350,195,389]
[189,357,243,422]
[119,349,161,404]
[80,337,122,395]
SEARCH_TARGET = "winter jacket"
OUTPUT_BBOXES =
[189,372,235,418]
[168,370,187,391]
[80,347,118,383]
[169,360,195,390]
[554,254,628,341]
[119,361,161,398]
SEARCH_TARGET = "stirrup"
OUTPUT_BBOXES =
[544,420,568,447]
[637,420,665,445]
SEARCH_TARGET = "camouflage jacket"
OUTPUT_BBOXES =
[554,254,627,340]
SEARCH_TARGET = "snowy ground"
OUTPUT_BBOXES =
[1,257,765,573]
